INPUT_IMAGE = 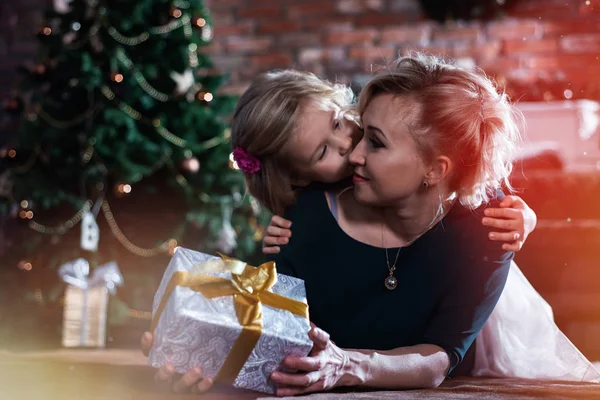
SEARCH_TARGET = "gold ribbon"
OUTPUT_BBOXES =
[151,254,309,385]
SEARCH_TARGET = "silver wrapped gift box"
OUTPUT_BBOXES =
[149,247,312,394]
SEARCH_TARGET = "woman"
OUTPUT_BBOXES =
[263,54,520,395]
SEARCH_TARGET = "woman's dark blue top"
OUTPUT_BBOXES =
[268,188,513,374]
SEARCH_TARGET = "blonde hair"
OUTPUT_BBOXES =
[358,54,522,209]
[231,70,355,214]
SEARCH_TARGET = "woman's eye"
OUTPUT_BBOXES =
[368,136,384,149]
[319,145,328,160]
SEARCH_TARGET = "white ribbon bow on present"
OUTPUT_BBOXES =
[58,258,124,294]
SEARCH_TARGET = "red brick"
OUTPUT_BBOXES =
[487,19,542,40]
[225,37,272,53]
[524,55,558,70]
[433,25,482,42]
[349,46,397,61]
[543,20,600,37]
[214,22,254,37]
[218,82,250,96]
[325,59,360,73]
[356,13,409,27]
[238,67,263,82]
[299,48,326,64]
[298,48,346,64]
[278,33,321,48]
[454,41,502,63]
[336,0,384,14]
[525,54,600,70]
[479,57,522,75]
[560,34,600,53]
[198,41,223,55]
[258,20,301,34]
[503,38,559,54]
[209,54,248,71]
[207,0,244,11]
[381,25,432,44]
[389,0,423,14]
[251,53,293,68]
[238,5,282,19]
[558,54,600,68]
[288,2,336,17]
[325,29,378,45]
[326,48,350,63]
[507,68,541,83]
[210,10,234,27]
[401,43,453,58]
[305,16,355,31]
[560,66,600,86]
[424,44,455,58]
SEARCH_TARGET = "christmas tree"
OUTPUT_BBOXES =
[0,0,267,348]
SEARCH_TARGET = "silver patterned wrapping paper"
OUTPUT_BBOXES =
[148,247,312,394]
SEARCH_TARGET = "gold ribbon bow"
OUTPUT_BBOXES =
[151,255,309,385]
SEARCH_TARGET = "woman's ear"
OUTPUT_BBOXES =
[425,155,452,186]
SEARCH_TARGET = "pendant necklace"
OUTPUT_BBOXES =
[381,226,403,290]
[381,213,445,291]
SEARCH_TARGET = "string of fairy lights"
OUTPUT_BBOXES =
[1,0,241,259]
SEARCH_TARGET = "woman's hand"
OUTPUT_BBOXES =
[270,326,362,396]
[140,332,214,394]
[482,195,537,252]
[262,215,293,255]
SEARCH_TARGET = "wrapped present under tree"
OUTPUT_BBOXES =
[59,258,123,348]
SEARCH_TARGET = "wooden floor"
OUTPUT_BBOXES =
[0,349,258,400]
[1,349,600,400]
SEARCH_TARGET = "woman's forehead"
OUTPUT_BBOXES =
[365,95,417,123]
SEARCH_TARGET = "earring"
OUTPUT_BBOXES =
[422,180,429,188]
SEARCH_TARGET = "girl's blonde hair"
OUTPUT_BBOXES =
[231,70,355,214]
[359,54,522,209]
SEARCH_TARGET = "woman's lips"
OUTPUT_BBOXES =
[352,172,369,183]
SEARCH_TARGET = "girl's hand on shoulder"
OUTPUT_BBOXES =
[262,215,293,255]
[482,195,537,252]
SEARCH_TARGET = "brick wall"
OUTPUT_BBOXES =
[207,0,600,100]
[3,0,600,100]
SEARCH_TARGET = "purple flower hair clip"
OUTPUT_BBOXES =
[232,147,261,174]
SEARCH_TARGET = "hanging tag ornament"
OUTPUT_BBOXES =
[81,212,99,251]
[215,204,237,254]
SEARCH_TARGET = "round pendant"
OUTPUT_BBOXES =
[384,275,398,290]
